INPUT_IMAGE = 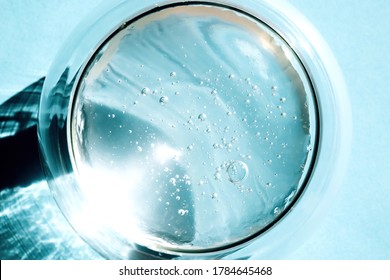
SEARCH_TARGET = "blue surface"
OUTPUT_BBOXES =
[0,0,389,259]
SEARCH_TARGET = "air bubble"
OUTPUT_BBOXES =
[227,161,248,183]
[159,96,169,105]
[170,71,176,77]
[178,209,188,216]
[198,113,207,121]
[211,89,217,96]
[185,180,191,186]
[169,178,176,186]
[141,87,151,95]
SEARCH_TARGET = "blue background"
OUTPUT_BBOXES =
[0,0,389,259]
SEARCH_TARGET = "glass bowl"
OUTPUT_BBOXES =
[38,0,351,259]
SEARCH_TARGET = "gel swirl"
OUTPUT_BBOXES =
[70,4,317,254]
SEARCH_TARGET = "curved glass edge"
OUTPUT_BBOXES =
[38,0,352,260]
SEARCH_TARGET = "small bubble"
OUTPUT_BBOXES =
[271,85,278,91]
[211,89,217,96]
[176,196,181,201]
[159,96,169,105]
[285,190,296,205]
[198,180,205,186]
[141,87,151,95]
[198,113,207,121]
[206,128,212,133]
[281,112,287,117]
[211,193,218,199]
[170,71,176,77]
[187,145,193,151]
[280,97,286,103]
[273,207,281,216]
[137,146,142,152]
[228,74,235,79]
[277,154,282,159]
[169,178,176,186]
[178,209,188,216]
[227,161,248,183]
[185,180,191,186]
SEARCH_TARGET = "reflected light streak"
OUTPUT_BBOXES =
[153,143,182,164]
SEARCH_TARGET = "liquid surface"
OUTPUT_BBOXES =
[70,4,317,253]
